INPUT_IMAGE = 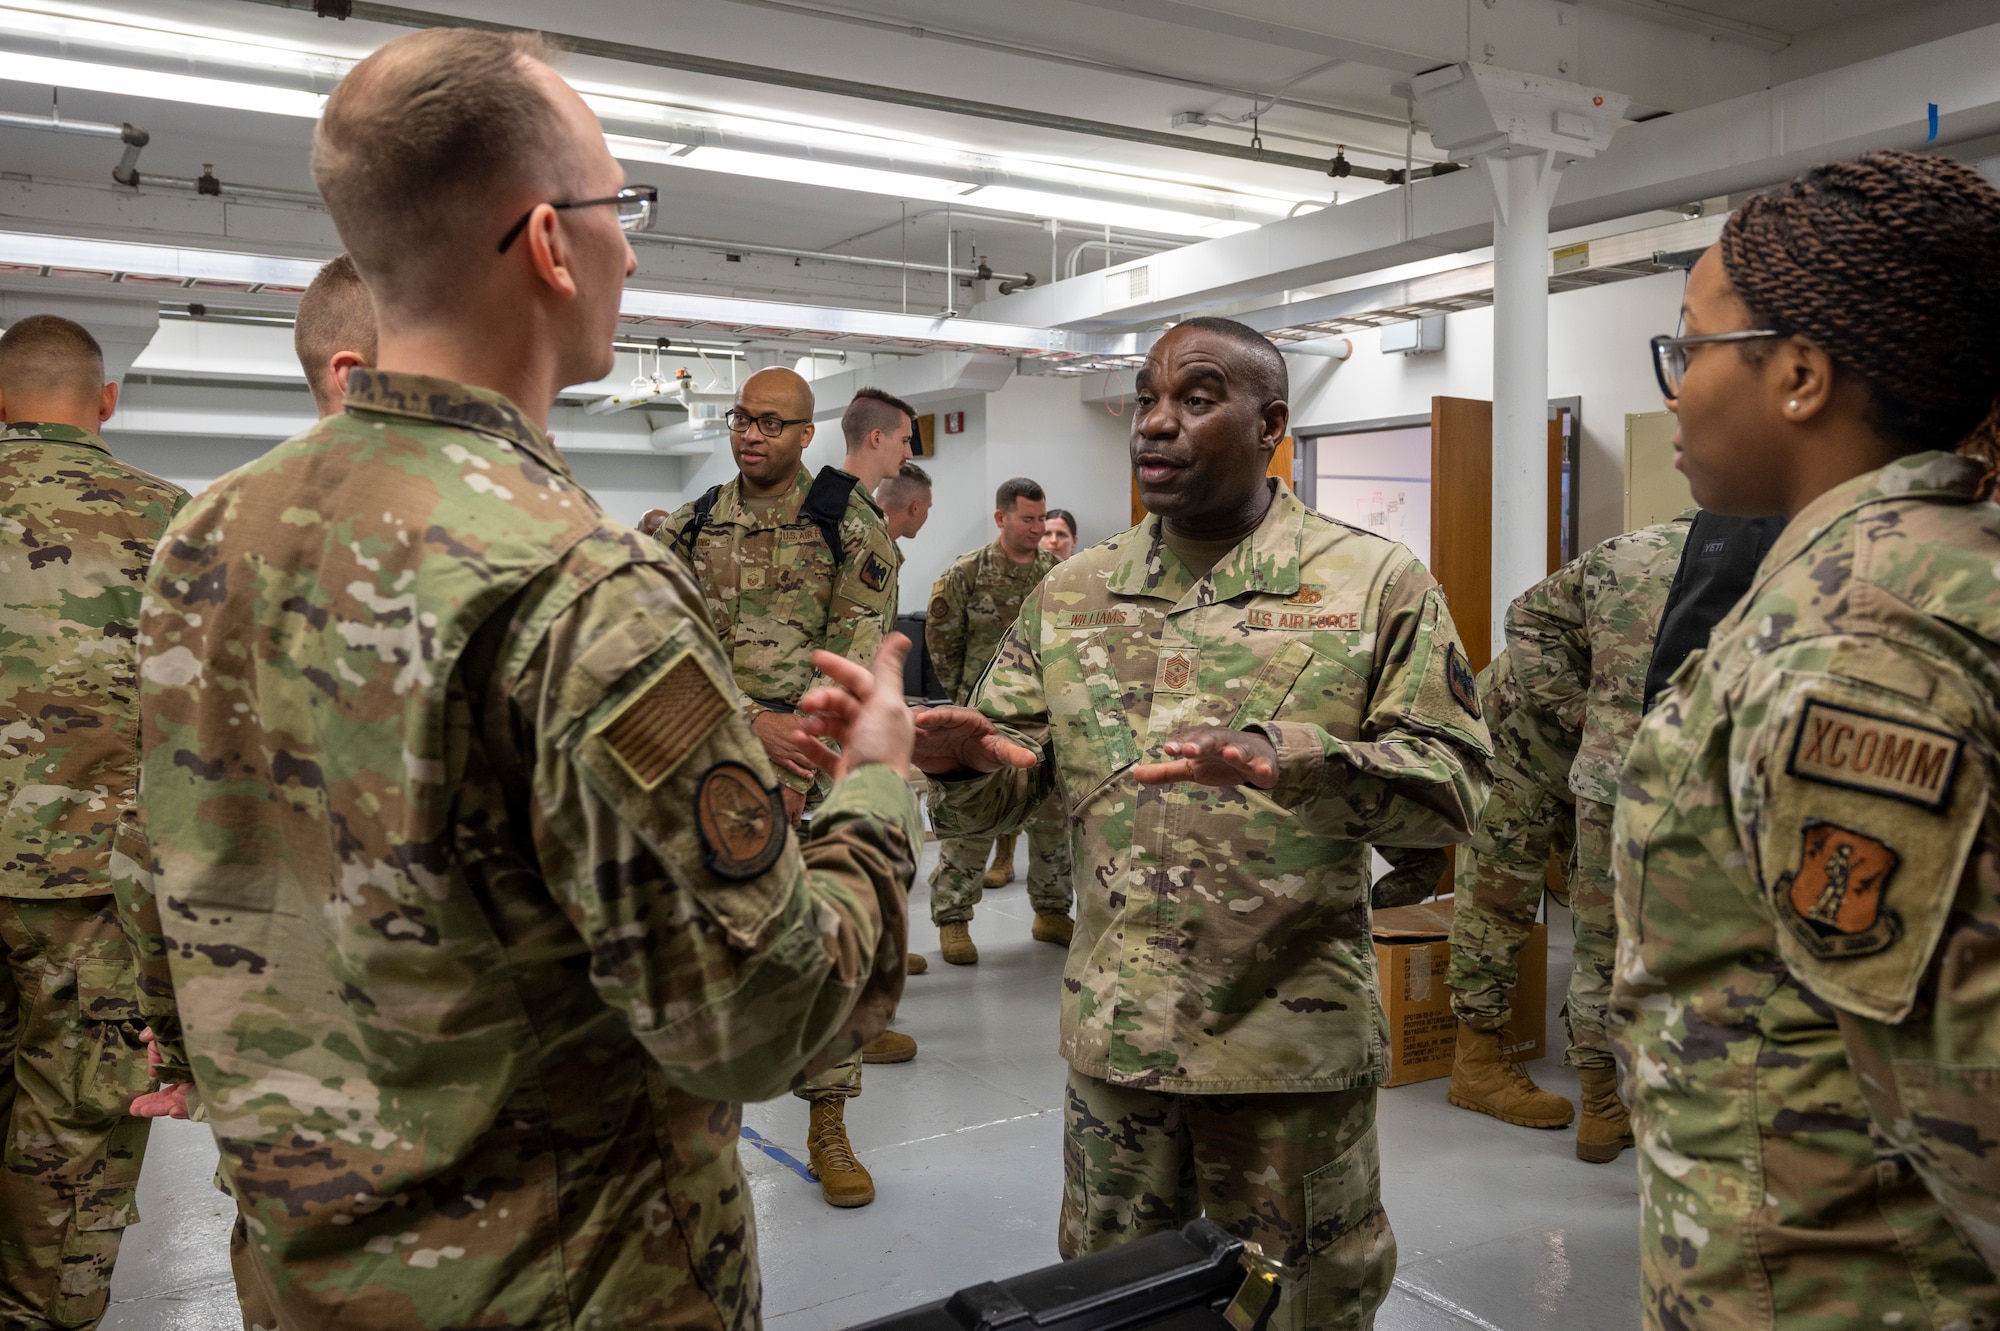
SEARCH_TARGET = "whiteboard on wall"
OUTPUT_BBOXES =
[1311,425,1433,566]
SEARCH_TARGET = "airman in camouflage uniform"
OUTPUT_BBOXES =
[927,517,1071,960]
[659,369,908,1208]
[0,312,188,1329]
[1614,158,2000,1330]
[132,29,920,1328]
[1446,517,1688,1159]
[1615,451,2000,1329]
[922,320,1491,1331]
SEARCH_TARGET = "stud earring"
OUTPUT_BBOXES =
[1788,399,1800,411]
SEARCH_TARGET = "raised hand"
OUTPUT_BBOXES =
[1133,728,1278,789]
[909,706,1038,776]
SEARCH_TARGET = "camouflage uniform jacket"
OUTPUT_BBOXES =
[1614,451,2000,1324]
[1505,514,1689,805]
[138,370,919,1329]
[933,483,1492,1093]
[0,422,186,899]
[927,542,1057,705]
[661,468,900,716]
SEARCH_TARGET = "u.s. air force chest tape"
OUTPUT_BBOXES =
[563,617,791,950]
[1758,676,1989,1023]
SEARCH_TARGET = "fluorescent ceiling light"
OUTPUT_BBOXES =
[0,3,352,79]
[0,52,325,118]
[611,139,1257,238]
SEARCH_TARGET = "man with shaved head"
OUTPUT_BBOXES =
[136,27,920,1329]
[293,253,377,418]
[660,366,911,1210]
[0,313,187,1326]
[914,316,1493,1329]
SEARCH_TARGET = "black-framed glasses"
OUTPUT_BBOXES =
[497,184,659,254]
[1650,329,1784,399]
[725,408,811,437]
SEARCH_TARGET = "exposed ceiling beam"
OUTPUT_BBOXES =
[977,20,2000,328]
[232,0,1355,176]
[1066,0,1453,75]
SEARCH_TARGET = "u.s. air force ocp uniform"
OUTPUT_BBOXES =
[925,541,1070,924]
[1449,517,1688,1068]
[1614,451,2000,1328]
[932,483,1491,1330]
[0,421,185,1329]
[659,470,901,1108]
[136,370,917,1329]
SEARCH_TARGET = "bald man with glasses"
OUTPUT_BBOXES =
[658,365,912,1210]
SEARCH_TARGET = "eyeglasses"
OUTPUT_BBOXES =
[497,184,659,255]
[1650,329,1784,399]
[725,408,812,437]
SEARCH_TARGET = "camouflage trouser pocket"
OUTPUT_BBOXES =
[69,957,152,1127]
[1301,1124,1394,1331]
[51,1160,143,1329]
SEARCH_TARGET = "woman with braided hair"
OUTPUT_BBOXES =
[1611,148,2000,1329]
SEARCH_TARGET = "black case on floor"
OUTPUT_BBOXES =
[895,610,950,704]
[844,1219,1274,1331]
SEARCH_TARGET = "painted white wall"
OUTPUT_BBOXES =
[1288,268,1686,554]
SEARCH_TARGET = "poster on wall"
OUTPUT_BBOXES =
[1313,425,1433,566]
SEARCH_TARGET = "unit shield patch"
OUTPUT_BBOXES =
[1446,643,1479,719]
[695,761,787,880]
[1775,820,1903,959]
[860,553,892,592]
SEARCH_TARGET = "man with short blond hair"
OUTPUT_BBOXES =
[0,313,187,1327]
[138,28,918,1329]
[876,460,932,541]
[292,253,376,417]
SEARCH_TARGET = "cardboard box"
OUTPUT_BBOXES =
[1372,896,1546,1088]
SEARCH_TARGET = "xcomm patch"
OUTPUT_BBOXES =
[1786,698,1962,810]
[1775,820,1903,959]
[695,761,787,880]
[594,650,733,790]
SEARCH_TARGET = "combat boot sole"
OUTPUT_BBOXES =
[1576,1129,1635,1163]
[1446,1087,1575,1129]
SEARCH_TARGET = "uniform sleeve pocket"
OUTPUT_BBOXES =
[562,631,793,952]
[1755,674,1987,1024]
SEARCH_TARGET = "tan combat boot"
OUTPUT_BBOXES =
[940,921,979,965]
[1031,912,1073,946]
[1575,1065,1634,1163]
[1446,1022,1575,1128]
[807,1098,875,1207]
[862,1029,917,1064]
[906,952,928,975]
[983,835,1018,888]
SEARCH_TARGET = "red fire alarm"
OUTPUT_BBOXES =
[943,411,966,434]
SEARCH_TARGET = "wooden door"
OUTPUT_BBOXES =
[1430,398,1494,669]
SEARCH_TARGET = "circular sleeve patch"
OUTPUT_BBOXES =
[695,761,788,880]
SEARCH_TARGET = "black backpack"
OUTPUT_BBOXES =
[672,467,859,568]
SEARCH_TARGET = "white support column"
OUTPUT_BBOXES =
[1485,149,1564,655]
[1411,63,1628,656]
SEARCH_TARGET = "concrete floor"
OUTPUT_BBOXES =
[104,843,1637,1330]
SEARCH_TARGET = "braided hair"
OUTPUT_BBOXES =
[1718,150,2000,472]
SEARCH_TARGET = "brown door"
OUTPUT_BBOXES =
[1430,398,1494,669]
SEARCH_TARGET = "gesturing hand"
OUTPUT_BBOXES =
[1132,728,1279,789]
[910,706,1038,776]
[797,635,915,777]
[129,1027,192,1120]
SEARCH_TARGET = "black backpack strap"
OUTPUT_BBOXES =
[671,484,724,562]
[801,467,861,569]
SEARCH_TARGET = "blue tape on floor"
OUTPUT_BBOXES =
[1930,102,1940,142]
[741,1125,817,1183]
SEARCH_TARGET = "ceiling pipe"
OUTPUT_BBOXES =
[634,231,1031,285]
[0,110,150,188]
[243,0,1370,178]
[123,166,322,206]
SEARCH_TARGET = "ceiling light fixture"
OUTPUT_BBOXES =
[0,52,326,118]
